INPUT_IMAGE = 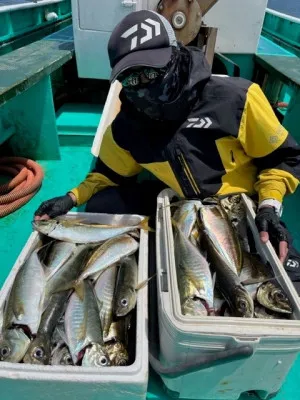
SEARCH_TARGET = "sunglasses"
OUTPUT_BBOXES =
[119,68,166,87]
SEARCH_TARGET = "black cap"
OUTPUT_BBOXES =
[108,10,178,82]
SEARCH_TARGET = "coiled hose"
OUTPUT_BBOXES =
[0,157,44,218]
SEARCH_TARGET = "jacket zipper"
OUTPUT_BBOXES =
[177,152,201,197]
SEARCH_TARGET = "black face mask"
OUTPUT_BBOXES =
[122,46,199,121]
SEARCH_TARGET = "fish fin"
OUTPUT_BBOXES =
[242,277,272,286]
[136,273,157,291]
[74,281,85,300]
[139,217,155,232]
[176,210,190,227]
[212,272,217,290]
[52,281,76,294]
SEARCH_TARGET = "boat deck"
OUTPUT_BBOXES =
[0,101,299,400]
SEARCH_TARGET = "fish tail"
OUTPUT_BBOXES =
[139,217,155,232]
[74,281,85,300]
[136,273,157,290]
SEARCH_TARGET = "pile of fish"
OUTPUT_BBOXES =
[0,217,148,366]
[171,195,293,319]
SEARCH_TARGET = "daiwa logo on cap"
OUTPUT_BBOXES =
[121,18,161,50]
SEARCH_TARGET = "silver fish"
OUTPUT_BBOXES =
[51,345,73,365]
[220,195,255,252]
[199,205,254,318]
[0,329,30,362]
[78,234,139,282]
[172,200,202,238]
[4,248,46,335]
[257,282,292,314]
[44,241,77,280]
[239,252,272,284]
[254,304,285,319]
[82,343,110,367]
[45,244,91,304]
[104,341,129,366]
[105,318,131,344]
[32,218,148,244]
[65,280,109,365]
[182,298,208,317]
[94,265,117,339]
[173,219,214,312]
[114,255,138,317]
[23,291,71,365]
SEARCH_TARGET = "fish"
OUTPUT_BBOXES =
[239,252,272,285]
[256,281,292,314]
[4,248,46,335]
[23,291,71,365]
[104,341,129,366]
[105,318,131,344]
[51,345,73,365]
[172,219,214,313]
[64,280,110,365]
[0,328,30,362]
[213,296,226,316]
[254,304,285,319]
[243,283,261,300]
[78,234,139,282]
[94,265,118,338]
[45,244,91,303]
[190,226,202,248]
[182,298,208,317]
[172,200,202,238]
[220,194,254,252]
[82,344,110,367]
[199,205,254,318]
[175,257,208,316]
[44,241,77,280]
[32,218,148,244]
[114,255,138,317]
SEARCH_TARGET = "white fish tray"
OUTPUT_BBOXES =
[154,189,300,400]
[0,212,149,400]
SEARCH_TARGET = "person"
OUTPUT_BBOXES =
[34,10,300,291]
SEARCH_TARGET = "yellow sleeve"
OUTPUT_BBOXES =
[239,83,300,203]
[70,125,143,205]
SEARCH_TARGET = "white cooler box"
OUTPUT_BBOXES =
[154,189,300,400]
[0,212,149,400]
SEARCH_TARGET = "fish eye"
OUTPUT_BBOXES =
[65,355,72,364]
[100,356,108,366]
[275,292,285,301]
[0,346,10,358]
[238,300,247,310]
[34,348,44,359]
[121,298,128,307]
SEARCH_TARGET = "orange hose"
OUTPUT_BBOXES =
[0,157,44,218]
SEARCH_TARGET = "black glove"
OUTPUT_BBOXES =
[255,206,289,262]
[34,194,75,219]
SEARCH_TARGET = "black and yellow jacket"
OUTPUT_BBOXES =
[70,48,300,206]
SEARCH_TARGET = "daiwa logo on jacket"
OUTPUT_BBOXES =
[121,18,161,50]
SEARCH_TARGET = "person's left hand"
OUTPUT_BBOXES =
[255,206,289,263]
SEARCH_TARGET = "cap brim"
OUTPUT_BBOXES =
[110,47,172,83]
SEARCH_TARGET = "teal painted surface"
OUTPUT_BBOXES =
[0,0,72,43]
[0,18,72,56]
[0,35,74,107]
[222,54,255,81]
[263,10,300,50]
[0,144,94,287]
[257,36,296,57]
[56,103,103,136]
[0,76,60,160]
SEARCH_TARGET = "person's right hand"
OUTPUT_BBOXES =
[34,193,76,221]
